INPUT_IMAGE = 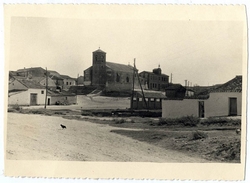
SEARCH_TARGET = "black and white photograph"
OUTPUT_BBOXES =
[3,4,247,180]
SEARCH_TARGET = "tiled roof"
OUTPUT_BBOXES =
[48,70,62,78]
[18,79,45,89]
[60,75,76,80]
[16,67,46,77]
[106,62,135,73]
[211,76,242,93]
[166,84,185,91]
[50,75,64,80]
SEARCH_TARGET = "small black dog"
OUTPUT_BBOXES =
[60,124,67,129]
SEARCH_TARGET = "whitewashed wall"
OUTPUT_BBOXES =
[162,92,242,118]
[205,92,242,117]
[8,88,48,105]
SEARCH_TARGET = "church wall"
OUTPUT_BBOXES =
[106,70,134,92]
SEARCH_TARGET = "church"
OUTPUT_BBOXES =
[83,48,143,93]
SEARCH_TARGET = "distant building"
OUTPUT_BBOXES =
[84,48,143,92]
[60,75,76,90]
[165,84,186,99]
[8,78,49,106]
[139,67,169,91]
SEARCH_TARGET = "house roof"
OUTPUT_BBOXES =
[16,67,46,77]
[106,62,135,73]
[134,89,166,99]
[48,70,62,77]
[49,75,64,80]
[211,75,242,93]
[17,79,45,89]
[93,48,106,53]
[166,84,186,91]
[60,75,76,80]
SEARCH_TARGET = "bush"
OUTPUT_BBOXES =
[114,119,126,124]
[158,116,200,127]
[201,117,241,126]
[8,108,16,112]
[31,110,44,114]
[192,130,208,140]
[11,104,22,111]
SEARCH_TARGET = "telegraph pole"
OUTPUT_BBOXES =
[171,73,173,83]
[130,58,136,110]
[44,67,48,109]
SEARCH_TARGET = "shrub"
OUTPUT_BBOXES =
[192,130,208,140]
[12,104,22,111]
[114,119,125,124]
[158,116,200,127]
[201,117,241,126]
[8,108,16,112]
[31,110,44,114]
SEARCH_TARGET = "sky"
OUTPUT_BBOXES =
[9,17,243,86]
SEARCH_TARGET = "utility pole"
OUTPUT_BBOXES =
[130,58,136,110]
[136,68,148,110]
[171,73,172,83]
[44,67,48,109]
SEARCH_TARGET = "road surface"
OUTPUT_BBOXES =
[6,113,208,162]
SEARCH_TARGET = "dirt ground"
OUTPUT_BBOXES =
[6,113,210,162]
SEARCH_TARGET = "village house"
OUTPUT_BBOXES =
[8,78,49,106]
[60,75,76,90]
[162,76,242,118]
[84,48,144,93]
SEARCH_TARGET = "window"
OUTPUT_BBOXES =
[126,77,129,83]
[66,97,68,100]
[41,90,44,94]
[116,73,120,82]
[66,82,68,85]
[70,82,71,85]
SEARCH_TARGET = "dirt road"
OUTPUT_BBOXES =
[6,113,208,162]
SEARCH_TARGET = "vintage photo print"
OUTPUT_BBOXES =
[3,4,247,180]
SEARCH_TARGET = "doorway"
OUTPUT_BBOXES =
[198,101,205,118]
[47,98,50,105]
[229,98,237,116]
[30,93,37,105]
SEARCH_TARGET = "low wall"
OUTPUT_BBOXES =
[162,99,200,118]
[50,95,76,105]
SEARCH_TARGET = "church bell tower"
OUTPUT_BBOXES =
[92,48,107,87]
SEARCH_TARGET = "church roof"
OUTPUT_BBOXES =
[93,48,106,53]
[106,62,135,73]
